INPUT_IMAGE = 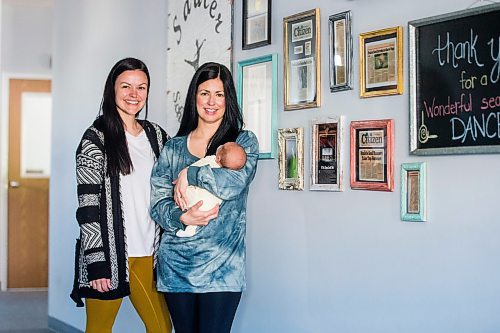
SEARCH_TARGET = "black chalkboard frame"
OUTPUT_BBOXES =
[409,3,500,155]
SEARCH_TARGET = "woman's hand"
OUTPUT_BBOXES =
[180,201,219,226]
[173,167,189,210]
[89,278,111,293]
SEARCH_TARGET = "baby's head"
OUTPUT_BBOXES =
[215,142,247,170]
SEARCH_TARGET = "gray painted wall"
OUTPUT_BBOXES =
[0,0,52,291]
[50,0,500,332]
[1,0,52,74]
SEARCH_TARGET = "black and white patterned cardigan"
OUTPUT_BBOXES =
[70,118,169,307]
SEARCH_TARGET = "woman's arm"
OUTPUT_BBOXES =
[150,143,185,231]
[75,133,110,282]
[186,131,259,201]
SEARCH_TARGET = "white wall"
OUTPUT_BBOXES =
[50,0,500,332]
[1,0,52,74]
[0,0,52,291]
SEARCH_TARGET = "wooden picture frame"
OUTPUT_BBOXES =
[243,0,271,49]
[401,162,427,222]
[310,117,344,191]
[237,54,278,159]
[409,4,500,155]
[350,119,394,191]
[359,26,403,98]
[329,11,353,92]
[278,128,304,190]
[283,8,321,110]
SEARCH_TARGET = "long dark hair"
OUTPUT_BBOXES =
[95,57,150,176]
[176,62,243,155]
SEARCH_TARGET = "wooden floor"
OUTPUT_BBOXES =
[0,290,55,332]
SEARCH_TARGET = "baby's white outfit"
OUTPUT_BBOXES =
[176,155,222,237]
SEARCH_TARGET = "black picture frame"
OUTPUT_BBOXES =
[242,0,272,50]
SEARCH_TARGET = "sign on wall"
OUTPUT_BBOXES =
[409,4,500,155]
[166,1,233,133]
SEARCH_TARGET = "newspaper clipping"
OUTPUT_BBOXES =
[365,38,397,89]
[318,129,337,184]
[291,19,312,43]
[357,129,385,182]
[290,57,316,103]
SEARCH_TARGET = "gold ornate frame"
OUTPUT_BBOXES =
[283,8,321,110]
[359,26,403,98]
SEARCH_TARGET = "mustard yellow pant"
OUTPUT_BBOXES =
[85,256,171,333]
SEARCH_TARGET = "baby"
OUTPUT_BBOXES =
[176,142,247,237]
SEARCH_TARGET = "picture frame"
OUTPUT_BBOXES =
[283,8,321,110]
[409,4,500,155]
[278,128,304,190]
[310,117,344,191]
[350,119,394,191]
[243,0,272,49]
[400,162,427,222]
[359,26,403,98]
[328,11,353,92]
[237,54,278,159]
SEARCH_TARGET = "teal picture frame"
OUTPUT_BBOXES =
[400,162,427,222]
[237,54,278,159]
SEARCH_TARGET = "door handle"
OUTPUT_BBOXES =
[9,181,20,188]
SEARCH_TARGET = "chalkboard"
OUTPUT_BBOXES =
[409,4,500,155]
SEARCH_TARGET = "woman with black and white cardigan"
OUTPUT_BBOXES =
[70,57,172,333]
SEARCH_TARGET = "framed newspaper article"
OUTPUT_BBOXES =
[350,119,394,191]
[359,26,403,98]
[283,8,321,110]
[236,54,278,159]
[243,0,271,49]
[278,128,304,190]
[329,11,353,92]
[401,162,427,222]
[310,117,344,191]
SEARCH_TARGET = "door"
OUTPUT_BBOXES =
[7,79,51,288]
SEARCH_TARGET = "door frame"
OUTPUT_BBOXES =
[0,72,52,291]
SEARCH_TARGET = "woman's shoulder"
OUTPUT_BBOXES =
[80,122,104,145]
[167,135,187,146]
[76,123,104,155]
[237,130,258,145]
[162,135,187,151]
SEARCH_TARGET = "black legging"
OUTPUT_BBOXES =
[164,292,242,333]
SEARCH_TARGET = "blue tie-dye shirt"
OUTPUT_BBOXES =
[150,130,259,293]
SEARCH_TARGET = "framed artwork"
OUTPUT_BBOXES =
[310,117,344,191]
[359,26,403,98]
[166,2,233,133]
[401,162,427,222]
[283,8,321,110]
[329,11,353,92]
[409,4,500,155]
[237,54,278,159]
[243,0,271,49]
[350,119,394,191]
[278,128,304,190]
